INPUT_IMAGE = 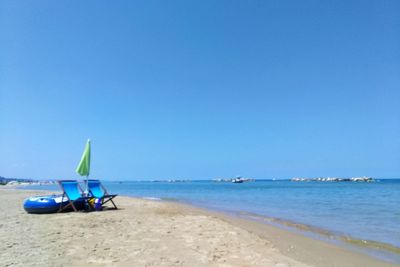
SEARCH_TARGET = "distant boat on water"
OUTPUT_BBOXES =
[213,177,255,183]
[232,177,244,183]
[231,176,255,183]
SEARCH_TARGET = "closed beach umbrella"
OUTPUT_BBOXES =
[76,139,91,192]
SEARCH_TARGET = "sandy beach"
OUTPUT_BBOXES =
[0,188,397,267]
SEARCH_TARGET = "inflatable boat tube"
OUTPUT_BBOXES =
[23,195,84,214]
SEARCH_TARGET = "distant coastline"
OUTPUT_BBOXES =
[0,176,55,186]
[4,176,398,184]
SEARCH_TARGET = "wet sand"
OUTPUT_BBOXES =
[0,188,397,267]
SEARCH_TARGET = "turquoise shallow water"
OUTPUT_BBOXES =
[24,179,400,251]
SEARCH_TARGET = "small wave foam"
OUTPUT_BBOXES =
[142,197,162,201]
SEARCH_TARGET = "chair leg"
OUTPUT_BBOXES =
[59,194,66,212]
[71,200,78,212]
[110,198,118,209]
[58,200,77,212]
[102,197,118,209]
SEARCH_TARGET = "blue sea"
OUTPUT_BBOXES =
[24,179,400,260]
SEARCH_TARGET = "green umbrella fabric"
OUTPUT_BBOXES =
[76,139,91,176]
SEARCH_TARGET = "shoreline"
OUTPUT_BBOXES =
[161,199,400,266]
[2,187,398,266]
[224,209,400,262]
[119,191,400,263]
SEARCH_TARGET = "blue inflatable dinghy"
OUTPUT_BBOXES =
[23,195,79,214]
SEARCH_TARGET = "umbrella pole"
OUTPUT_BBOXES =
[85,175,89,195]
[85,175,90,211]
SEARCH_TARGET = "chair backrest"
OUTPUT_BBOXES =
[87,180,105,198]
[59,180,83,201]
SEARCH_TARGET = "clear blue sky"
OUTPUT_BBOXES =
[1,0,399,180]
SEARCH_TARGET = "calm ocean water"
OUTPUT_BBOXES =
[24,179,400,252]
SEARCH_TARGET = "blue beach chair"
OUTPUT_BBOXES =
[58,180,89,212]
[87,180,118,209]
